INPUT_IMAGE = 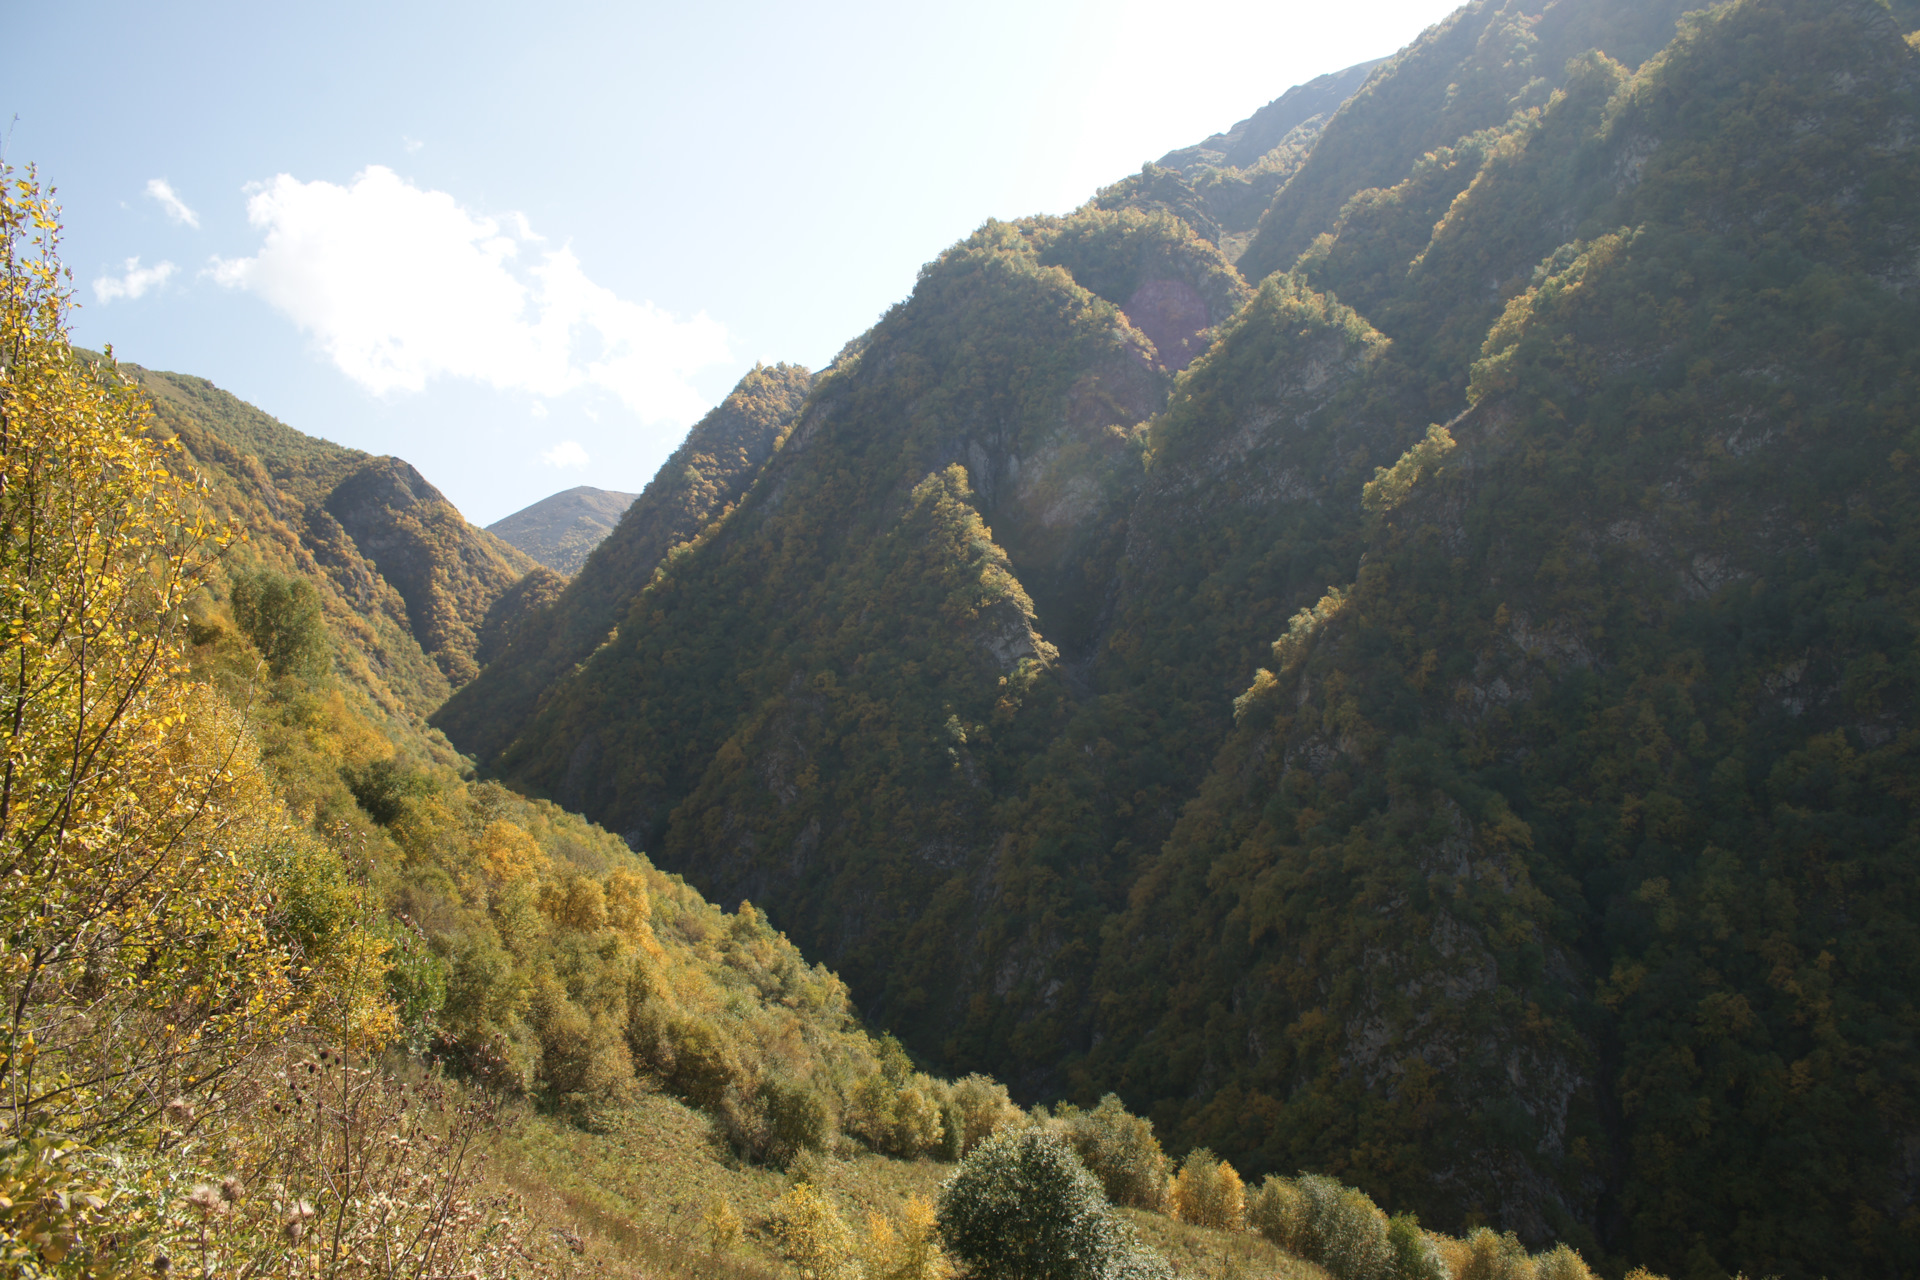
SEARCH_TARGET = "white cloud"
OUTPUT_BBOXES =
[93,257,176,303]
[542,440,589,468]
[145,178,199,228]
[210,166,729,424]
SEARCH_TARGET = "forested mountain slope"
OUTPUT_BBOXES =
[487,484,637,575]
[1097,58,1383,262]
[115,355,1037,1275]
[1099,6,1920,1276]
[1234,0,1706,282]
[431,1,1920,1276]
[434,362,813,762]
[134,366,534,729]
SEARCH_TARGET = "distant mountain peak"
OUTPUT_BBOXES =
[487,485,638,576]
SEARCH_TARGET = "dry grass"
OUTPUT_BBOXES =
[1124,1208,1332,1280]
[483,1088,1329,1280]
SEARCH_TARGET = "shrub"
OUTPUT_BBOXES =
[540,873,609,931]
[772,1182,859,1280]
[702,1193,744,1253]
[949,1073,1023,1155]
[1246,1175,1302,1245]
[936,1129,1171,1280]
[629,1007,743,1111]
[1388,1213,1451,1280]
[755,1073,833,1167]
[863,1194,951,1280]
[892,1083,948,1157]
[938,1097,967,1162]
[340,757,434,827]
[1532,1244,1595,1280]
[1457,1227,1533,1280]
[1170,1147,1245,1230]
[1249,1174,1394,1280]
[1057,1094,1169,1210]
[845,1071,899,1150]
[229,567,332,682]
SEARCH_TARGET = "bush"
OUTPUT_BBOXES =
[772,1182,859,1280]
[628,1007,743,1111]
[1057,1094,1169,1210]
[340,758,434,827]
[1532,1244,1595,1280]
[1249,1174,1393,1280]
[756,1073,833,1167]
[892,1083,948,1157]
[702,1193,743,1254]
[1388,1213,1451,1280]
[1170,1147,1245,1230]
[1457,1227,1532,1280]
[949,1073,1023,1155]
[862,1194,951,1280]
[936,1129,1171,1280]
[938,1097,967,1162]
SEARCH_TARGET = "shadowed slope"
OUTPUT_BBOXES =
[432,363,813,764]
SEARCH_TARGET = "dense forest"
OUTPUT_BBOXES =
[426,2,1920,1278]
[0,162,1631,1280]
[7,0,1919,1276]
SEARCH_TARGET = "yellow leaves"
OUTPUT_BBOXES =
[0,165,400,1140]
[1170,1148,1247,1230]
[702,1192,744,1253]
[539,872,608,932]
[605,866,653,934]
[479,818,550,886]
[1362,424,1457,515]
[771,1181,860,1280]
[865,1194,952,1280]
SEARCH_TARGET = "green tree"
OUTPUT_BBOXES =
[228,566,331,682]
[0,164,367,1144]
[1056,1094,1170,1210]
[937,1128,1171,1280]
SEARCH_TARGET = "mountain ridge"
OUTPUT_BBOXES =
[427,2,1920,1275]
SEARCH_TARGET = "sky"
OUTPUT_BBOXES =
[5,0,1463,526]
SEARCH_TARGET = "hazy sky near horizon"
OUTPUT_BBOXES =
[7,0,1461,524]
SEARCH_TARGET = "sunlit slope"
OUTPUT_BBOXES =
[488,484,638,575]
[137,366,534,731]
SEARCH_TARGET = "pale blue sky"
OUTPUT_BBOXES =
[7,0,1461,524]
